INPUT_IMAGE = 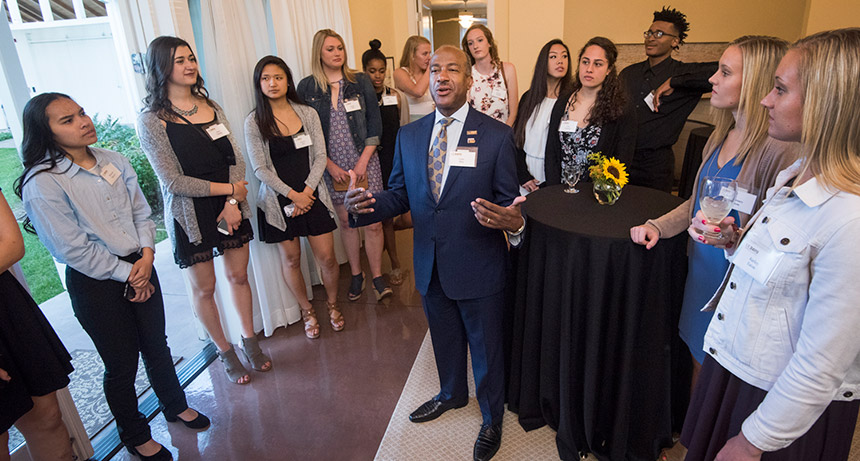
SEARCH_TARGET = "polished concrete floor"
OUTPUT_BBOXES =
[109,231,429,461]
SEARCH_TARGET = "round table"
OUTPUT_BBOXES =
[506,184,690,461]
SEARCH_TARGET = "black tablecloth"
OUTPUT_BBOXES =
[678,126,714,199]
[507,185,690,461]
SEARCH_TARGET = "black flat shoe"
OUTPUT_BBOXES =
[127,444,172,460]
[408,396,467,423]
[165,409,210,430]
[473,423,502,461]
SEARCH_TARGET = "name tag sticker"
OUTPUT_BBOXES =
[293,133,312,149]
[733,188,757,215]
[492,86,507,99]
[344,98,361,112]
[733,237,784,285]
[382,95,398,106]
[559,120,578,132]
[644,93,656,112]
[100,162,121,185]
[449,147,478,168]
[205,123,229,140]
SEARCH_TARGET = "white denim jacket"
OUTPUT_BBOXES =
[702,159,860,452]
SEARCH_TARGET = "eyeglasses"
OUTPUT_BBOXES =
[643,30,678,39]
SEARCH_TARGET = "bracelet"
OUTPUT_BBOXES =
[509,216,526,236]
[230,183,235,196]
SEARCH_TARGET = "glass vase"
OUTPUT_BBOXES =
[593,181,622,205]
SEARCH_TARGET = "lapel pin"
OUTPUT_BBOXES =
[467,138,476,144]
[467,130,477,135]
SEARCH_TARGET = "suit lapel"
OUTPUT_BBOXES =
[414,114,436,202]
[439,107,483,203]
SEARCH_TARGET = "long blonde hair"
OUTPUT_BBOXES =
[703,35,789,166]
[399,35,431,70]
[310,29,357,92]
[792,28,860,195]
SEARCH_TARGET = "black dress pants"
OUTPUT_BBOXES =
[65,254,187,448]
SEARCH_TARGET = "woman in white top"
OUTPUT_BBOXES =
[393,35,434,122]
[682,28,860,461]
[513,39,574,194]
[462,24,519,126]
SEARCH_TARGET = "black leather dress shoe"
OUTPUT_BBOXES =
[408,396,468,423]
[127,444,172,460]
[473,423,502,461]
[165,409,210,430]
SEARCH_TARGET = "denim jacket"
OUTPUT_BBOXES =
[702,159,860,452]
[296,72,382,152]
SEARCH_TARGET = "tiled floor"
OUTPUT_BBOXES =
[108,230,429,460]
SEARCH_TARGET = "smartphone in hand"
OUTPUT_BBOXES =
[217,218,230,235]
[123,283,136,301]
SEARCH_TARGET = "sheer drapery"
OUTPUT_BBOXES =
[268,0,355,80]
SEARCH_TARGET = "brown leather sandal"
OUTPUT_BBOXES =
[301,307,320,339]
[327,301,345,332]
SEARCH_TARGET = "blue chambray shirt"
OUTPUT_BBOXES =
[22,147,156,282]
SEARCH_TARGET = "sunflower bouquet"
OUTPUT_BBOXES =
[586,152,628,205]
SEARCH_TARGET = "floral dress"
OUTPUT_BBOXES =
[559,120,602,180]
[468,65,509,122]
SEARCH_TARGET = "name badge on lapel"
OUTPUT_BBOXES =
[205,123,229,140]
[449,147,478,168]
[382,95,398,106]
[99,162,122,185]
[344,98,361,112]
[559,120,578,133]
[293,133,312,148]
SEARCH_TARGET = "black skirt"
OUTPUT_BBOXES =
[681,355,859,461]
[257,135,336,243]
[0,271,73,432]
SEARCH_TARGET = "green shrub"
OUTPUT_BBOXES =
[91,115,165,237]
[0,131,12,142]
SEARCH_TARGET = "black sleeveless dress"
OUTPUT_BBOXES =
[0,270,73,432]
[258,133,337,243]
[165,118,254,268]
[376,88,401,189]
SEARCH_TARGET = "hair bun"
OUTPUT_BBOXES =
[369,39,382,50]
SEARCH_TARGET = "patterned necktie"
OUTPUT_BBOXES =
[428,117,454,202]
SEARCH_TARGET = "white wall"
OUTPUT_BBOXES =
[11,20,137,123]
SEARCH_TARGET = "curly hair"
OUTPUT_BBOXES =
[571,37,626,127]
[653,6,690,45]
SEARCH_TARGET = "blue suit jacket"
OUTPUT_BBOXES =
[352,107,519,300]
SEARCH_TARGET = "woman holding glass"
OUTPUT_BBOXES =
[630,36,798,398]
[681,28,860,460]
[20,93,207,460]
[512,39,574,194]
[297,29,390,302]
[393,35,434,122]
[544,37,635,187]
[245,55,342,338]
[137,36,271,386]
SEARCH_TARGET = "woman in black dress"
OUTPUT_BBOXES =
[137,36,271,385]
[0,189,73,461]
[245,56,342,339]
[361,39,410,285]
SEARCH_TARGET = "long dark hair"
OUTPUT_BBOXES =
[572,36,626,127]
[513,39,574,148]
[142,36,210,118]
[252,55,305,141]
[13,93,77,232]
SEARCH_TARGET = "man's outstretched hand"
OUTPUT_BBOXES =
[344,169,376,216]
[472,196,526,233]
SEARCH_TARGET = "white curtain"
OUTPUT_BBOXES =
[186,0,351,342]
[269,0,355,81]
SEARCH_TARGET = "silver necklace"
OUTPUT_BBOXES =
[172,102,198,117]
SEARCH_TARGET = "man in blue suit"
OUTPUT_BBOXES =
[345,45,524,461]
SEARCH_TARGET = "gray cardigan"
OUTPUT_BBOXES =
[136,101,251,247]
[244,104,335,232]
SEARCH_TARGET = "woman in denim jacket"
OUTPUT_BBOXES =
[682,28,860,461]
[297,29,391,303]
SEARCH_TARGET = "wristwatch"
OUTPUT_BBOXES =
[227,198,238,206]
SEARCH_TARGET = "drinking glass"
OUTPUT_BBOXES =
[562,163,582,194]
[699,177,737,239]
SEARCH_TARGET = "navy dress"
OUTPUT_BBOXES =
[678,145,742,364]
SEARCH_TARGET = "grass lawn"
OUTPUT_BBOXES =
[0,147,167,304]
